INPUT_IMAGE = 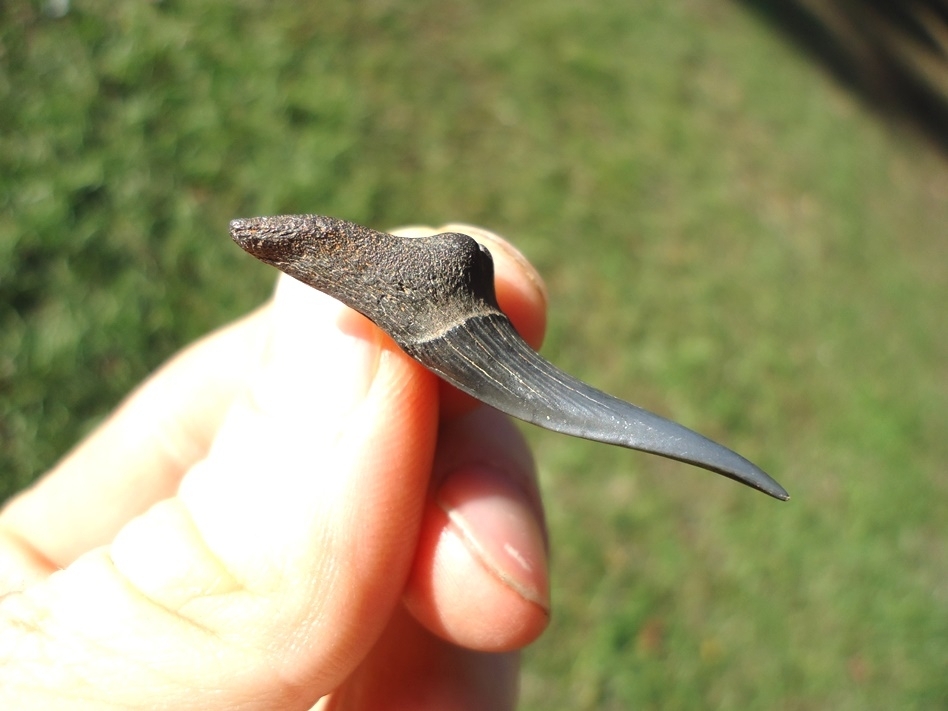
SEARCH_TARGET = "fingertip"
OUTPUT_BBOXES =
[437,465,550,613]
[403,409,550,652]
[404,485,550,652]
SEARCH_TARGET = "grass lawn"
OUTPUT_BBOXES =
[3,1,946,707]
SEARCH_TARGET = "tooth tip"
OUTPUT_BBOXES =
[765,487,791,502]
[773,488,791,502]
[741,469,789,501]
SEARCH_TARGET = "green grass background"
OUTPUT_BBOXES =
[2,1,946,708]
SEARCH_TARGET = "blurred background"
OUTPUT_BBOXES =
[2,1,946,707]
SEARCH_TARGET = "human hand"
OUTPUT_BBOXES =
[0,224,551,710]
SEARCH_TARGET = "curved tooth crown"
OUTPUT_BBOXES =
[231,215,789,501]
[404,314,788,500]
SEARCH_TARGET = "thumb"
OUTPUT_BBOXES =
[0,274,440,709]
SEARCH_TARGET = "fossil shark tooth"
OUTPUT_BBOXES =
[230,214,789,501]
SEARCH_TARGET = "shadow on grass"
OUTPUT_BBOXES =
[738,0,948,154]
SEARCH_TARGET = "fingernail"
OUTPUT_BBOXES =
[437,466,550,611]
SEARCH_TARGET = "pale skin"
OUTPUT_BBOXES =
[0,225,551,710]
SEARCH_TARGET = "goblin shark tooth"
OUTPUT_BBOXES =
[230,214,788,501]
